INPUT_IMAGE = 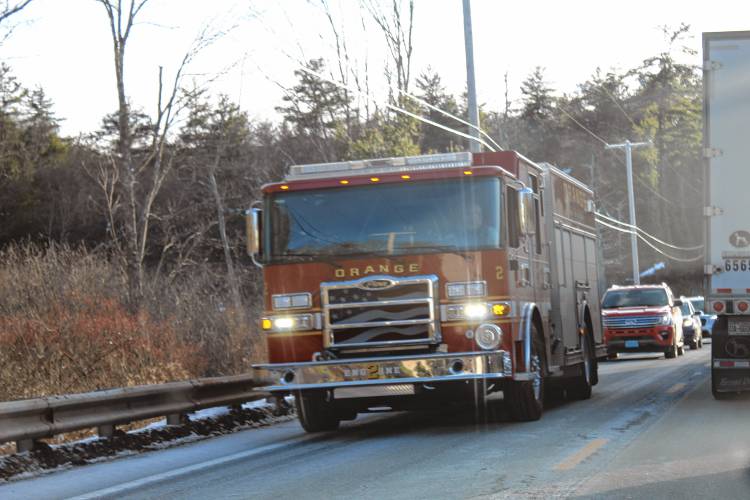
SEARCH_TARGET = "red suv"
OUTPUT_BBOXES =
[601,283,685,359]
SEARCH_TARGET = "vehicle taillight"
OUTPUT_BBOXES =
[736,301,749,313]
[713,301,725,313]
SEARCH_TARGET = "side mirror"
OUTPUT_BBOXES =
[673,299,683,307]
[518,187,536,236]
[696,310,705,316]
[245,207,263,266]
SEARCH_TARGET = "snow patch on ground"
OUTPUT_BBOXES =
[0,397,296,483]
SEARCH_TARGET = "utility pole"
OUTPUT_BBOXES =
[605,140,650,285]
[462,0,481,152]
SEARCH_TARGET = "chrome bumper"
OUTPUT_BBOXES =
[253,350,513,392]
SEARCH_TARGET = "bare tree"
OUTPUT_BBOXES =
[363,0,414,96]
[0,0,33,24]
[95,0,220,301]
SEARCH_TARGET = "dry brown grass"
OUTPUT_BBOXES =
[0,243,262,401]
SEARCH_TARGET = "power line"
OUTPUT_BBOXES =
[294,64,499,152]
[595,217,704,263]
[557,106,610,146]
[598,85,639,130]
[596,211,704,251]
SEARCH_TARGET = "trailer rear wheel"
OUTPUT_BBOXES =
[295,391,340,433]
[506,322,545,422]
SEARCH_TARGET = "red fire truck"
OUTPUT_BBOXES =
[248,151,606,431]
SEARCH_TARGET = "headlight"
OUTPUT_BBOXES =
[444,301,511,321]
[464,303,488,319]
[446,281,486,298]
[658,314,673,326]
[475,324,503,350]
[261,313,316,332]
[682,318,692,327]
[272,293,311,310]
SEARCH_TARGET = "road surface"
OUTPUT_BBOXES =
[2,342,749,499]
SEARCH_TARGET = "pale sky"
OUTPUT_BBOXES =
[1,0,747,137]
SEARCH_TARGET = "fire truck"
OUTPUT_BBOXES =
[247,151,606,431]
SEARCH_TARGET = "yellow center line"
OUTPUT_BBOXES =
[667,382,686,394]
[554,438,608,471]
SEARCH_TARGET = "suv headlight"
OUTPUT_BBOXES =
[658,314,673,326]
[682,318,692,327]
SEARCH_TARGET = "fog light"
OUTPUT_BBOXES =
[282,370,295,384]
[475,323,503,350]
[450,359,465,374]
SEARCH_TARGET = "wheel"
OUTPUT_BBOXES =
[568,328,596,400]
[677,345,685,356]
[295,391,340,433]
[689,340,698,350]
[506,321,545,422]
[665,343,677,359]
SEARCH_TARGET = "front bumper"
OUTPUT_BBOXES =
[605,327,674,353]
[253,350,513,392]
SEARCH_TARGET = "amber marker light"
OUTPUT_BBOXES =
[261,318,272,330]
[370,177,380,182]
[339,180,349,185]
[280,185,289,190]
[492,303,510,316]
[463,170,473,175]
[401,174,411,180]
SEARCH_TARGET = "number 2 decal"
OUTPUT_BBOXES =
[496,265,504,280]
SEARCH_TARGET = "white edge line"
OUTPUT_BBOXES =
[66,437,314,500]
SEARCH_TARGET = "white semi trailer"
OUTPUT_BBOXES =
[703,31,750,397]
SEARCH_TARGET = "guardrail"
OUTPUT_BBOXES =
[0,374,272,453]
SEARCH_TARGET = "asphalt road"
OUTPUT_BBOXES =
[3,341,750,499]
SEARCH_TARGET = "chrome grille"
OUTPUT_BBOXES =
[603,315,663,329]
[321,275,439,349]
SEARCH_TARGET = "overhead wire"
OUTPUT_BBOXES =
[595,211,704,251]
[294,63,499,152]
[595,217,704,263]
[598,81,704,199]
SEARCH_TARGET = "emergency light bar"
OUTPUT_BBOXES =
[286,152,473,180]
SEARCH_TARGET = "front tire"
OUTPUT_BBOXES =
[506,322,545,422]
[295,391,340,433]
[665,343,677,359]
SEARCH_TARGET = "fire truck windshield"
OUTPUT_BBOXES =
[266,177,502,261]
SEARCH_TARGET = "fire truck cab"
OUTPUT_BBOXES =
[248,151,606,431]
